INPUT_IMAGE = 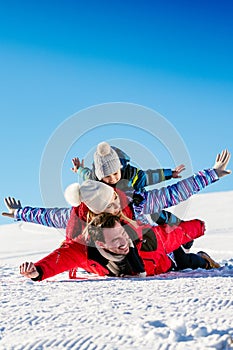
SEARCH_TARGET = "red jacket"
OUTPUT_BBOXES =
[35,219,205,280]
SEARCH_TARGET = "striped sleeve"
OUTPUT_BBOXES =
[15,207,71,228]
[135,169,219,216]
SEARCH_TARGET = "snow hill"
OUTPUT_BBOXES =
[0,191,233,349]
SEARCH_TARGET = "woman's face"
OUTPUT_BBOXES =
[104,192,121,215]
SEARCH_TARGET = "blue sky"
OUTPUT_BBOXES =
[0,0,233,224]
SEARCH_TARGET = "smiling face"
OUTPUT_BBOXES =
[96,221,130,255]
[102,169,121,185]
[104,191,121,215]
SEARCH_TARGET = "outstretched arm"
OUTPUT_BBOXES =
[135,150,231,216]
[2,197,71,228]
[19,240,90,281]
[16,206,71,228]
[136,164,185,189]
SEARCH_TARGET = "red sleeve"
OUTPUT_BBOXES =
[35,240,88,281]
[155,219,205,254]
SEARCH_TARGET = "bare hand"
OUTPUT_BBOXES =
[20,262,39,279]
[213,149,231,178]
[2,197,22,218]
[71,157,84,173]
[172,164,186,178]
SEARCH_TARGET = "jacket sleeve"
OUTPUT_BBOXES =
[34,240,88,281]
[134,169,219,216]
[14,207,71,228]
[122,164,173,191]
[144,168,173,185]
[76,166,94,180]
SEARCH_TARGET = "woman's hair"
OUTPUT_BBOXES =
[89,214,121,243]
[82,210,138,242]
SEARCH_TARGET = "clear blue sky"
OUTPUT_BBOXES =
[0,0,233,224]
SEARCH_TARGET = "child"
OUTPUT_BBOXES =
[72,141,185,190]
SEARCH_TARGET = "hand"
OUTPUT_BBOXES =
[71,157,84,173]
[20,262,39,279]
[2,197,22,218]
[213,149,231,178]
[172,164,186,178]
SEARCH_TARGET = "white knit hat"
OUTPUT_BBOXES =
[94,142,121,180]
[64,180,114,214]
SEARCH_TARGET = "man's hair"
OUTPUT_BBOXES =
[89,213,121,243]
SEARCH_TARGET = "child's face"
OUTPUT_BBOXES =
[102,169,121,185]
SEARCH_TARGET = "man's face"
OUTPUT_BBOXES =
[98,221,130,255]
[102,169,121,185]
[104,192,121,215]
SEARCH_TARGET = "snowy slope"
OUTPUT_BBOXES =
[0,191,233,350]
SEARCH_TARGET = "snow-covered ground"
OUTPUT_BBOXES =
[0,192,233,350]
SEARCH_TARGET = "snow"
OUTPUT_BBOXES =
[0,192,233,350]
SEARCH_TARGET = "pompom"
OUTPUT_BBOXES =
[97,142,111,156]
[64,183,81,207]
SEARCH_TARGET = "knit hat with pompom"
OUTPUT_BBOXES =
[94,142,121,180]
[64,179,114,214]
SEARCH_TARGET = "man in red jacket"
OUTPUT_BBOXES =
[19,214,219,281]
